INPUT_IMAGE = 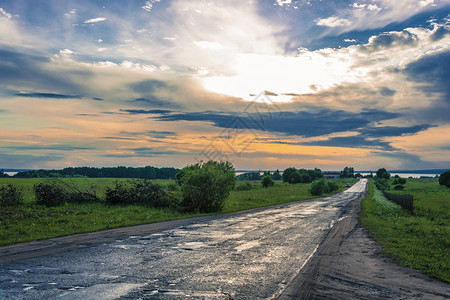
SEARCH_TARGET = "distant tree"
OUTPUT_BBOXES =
[272,169,282,180]
[376,168,390,179]
[300,173,312,183]
[340,166,355,178]
[261,175,275,188]
[438,170,450,188]
[0,169,9,178]
[283,167,300,184]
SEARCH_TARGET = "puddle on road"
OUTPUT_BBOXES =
[235,241,260,252]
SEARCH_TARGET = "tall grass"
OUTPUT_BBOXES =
[360,180,449,282]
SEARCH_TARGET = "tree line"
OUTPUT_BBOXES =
[10,166,180,179]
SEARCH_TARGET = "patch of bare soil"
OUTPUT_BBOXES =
[278,192,450,300]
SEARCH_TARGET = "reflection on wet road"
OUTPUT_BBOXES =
[0,180,367,299]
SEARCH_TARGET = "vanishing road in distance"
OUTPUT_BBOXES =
[0,179,368,299]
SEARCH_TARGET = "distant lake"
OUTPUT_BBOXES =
[359,172,438,178]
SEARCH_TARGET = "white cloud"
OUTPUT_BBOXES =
[84,17,107,24]
[319,0,450,36]
[0,7,12,19]
[276,0,292,7]
[352,3,381,11]
[344,38,357,42]
[315,16,352,27]
[193,41,223,49]
[59,48,77,56]
[419,0,435,7]
[142,0,161,12]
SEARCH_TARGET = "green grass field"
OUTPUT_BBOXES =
[0,178,354,246]
[360,179,450,283]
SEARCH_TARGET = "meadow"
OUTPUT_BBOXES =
[0,177,354,246]
[359,178,449,283]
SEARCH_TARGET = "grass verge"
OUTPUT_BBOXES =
[0,178,353,246]
[359,179,449,283]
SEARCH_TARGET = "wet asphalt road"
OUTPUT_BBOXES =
[0,179,367,299]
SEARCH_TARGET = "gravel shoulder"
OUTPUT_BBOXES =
[278,189,450,300]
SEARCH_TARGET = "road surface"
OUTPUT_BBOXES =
[0,179,367,299]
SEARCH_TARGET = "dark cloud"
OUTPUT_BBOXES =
[120,109,173,114]
[92,97,104,101]
[15,92,82,99]
[1,145,93,151]
[156,108,399,138]
[0,151,63,168]
[403,50,450,122]
[0,109,8,113]
[0,50,84,93]
[360,30,416,52]
[379,87,396,96]
[264,90,278,96]
[375,151,441,169]
[303,136,395,150]
[130,80,168,94]
[404,50,450,99]
[127,97,180,108]
[100,148,181,158]
[430,26,450,41]
[358,124,432,137]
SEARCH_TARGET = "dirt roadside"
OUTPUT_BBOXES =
[277,190,450,299]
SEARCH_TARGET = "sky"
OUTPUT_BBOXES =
[0,0,450,171]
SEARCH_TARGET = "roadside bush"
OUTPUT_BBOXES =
[178,161,236,213]
[438,170,450,188]
[310,179,338,196]
[394,184,405,190]
[398,178,406,184]
[105,179,175,208]
[261,175,275,188]
[236,182,254,191]
[34,179,99,206]
[310,179,325,196]
[0,184,23,206]
[327,181,339,193]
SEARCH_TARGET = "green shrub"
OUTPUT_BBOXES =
[393,184,405,190]
[261,175,275,188]
[0,184,23,206]
[178,161,236,213]
[105,179,175,208]
[438,170,450,188]
[236,182,254,191]
[34,179,99,206]
[398,178,406,184]
[310,179,325,196]
[327,181,339,192]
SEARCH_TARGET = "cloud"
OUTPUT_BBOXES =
[379,87,396,96]
[315,16,352,27]
[403,50,450,122]
[0,50,83,93]
[303,136,395,151]
[127,97,180,108]
[120,109,173,114]
[84,17,107,24]
[142,0,161,12]
[315,0,450,35]
[155,108,399,138]
[15,92,82,99]
[0,151,63,169]
[0,8,12,19]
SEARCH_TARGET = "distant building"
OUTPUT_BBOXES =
[322,172,340,179]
